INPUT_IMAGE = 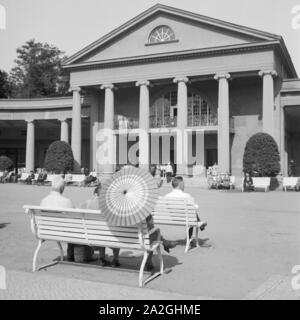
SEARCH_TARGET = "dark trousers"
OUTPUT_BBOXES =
[166,172,172,183]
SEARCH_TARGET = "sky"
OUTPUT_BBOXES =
[0,0,299,75]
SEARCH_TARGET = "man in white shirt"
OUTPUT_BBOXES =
[40,175,75,260]
[165,162,173,183]
[166,176,207,242]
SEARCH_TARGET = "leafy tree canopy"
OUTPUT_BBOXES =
[0,70,11,98]
[44,141,74,174]
[0,156,14,171]
[9,39,69,98]
[243,132,280,177]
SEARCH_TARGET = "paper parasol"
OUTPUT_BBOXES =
[99,166,159,226]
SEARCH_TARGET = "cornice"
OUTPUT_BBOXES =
[64,41,280,72]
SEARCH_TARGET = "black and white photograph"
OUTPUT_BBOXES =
[0,0,300,305]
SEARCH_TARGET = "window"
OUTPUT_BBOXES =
[188,93,215,126]
[150,90,214,128]
[148,25,175,44]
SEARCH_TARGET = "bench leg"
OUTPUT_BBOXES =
[157,246,164,275]
[195,227,199,248]
[33,239,44,272]
[185,225,190,253]
[139,251,149,287]
[57,242,64,261]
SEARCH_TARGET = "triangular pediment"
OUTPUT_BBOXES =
[64,4,281,67]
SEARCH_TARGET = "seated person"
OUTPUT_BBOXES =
[243,172,254,191]
[25,171,35,185]
[144,215,177,271]
[79,185,120,267]
[0,169,9,183]
[84,169,98,186]
[219,172,230,189]
[64,171,73,185]
[37,169,47,185]
[40,175,75,261]
[117,165,177,271]
[166,176,207,244]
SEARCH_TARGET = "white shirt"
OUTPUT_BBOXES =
[165,189,199,209]
[165,164,173,173]
[40,191,74,208]
[90,171,97,178]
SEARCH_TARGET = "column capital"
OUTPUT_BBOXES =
[258,70,277,78]
[214,73,231,81]
[70,86,81,93]
[136,80,150,87]
[25,119,34,124]
[100,83,114,90]
[173,76,189,84]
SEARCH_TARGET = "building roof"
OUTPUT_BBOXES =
[64,3,284,66]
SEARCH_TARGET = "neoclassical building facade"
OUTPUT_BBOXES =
[1,4,300,176]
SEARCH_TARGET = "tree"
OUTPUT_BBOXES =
[0,156,14,171]
[9,39,69,98]
[44,141,74,173]
[0,70,11,98]
[243,132,280,177]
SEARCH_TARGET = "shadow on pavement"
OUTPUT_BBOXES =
[0,222,10,229]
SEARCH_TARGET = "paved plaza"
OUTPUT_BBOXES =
[0,183,299,299]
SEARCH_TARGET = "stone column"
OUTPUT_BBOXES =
[174,77,189,175]
[280,106,286,175]
[259,70,277,136]
[136,80,150,171]
[89,95,100,172]
[60,119,69,143]
[100,84,115,175]
[214,73,231,173]
[25,120,35,172]
[71,87,82,172]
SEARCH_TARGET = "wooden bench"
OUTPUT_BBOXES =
[282,177,299,191]
[44,174,56,185]
[253,177,271,192]
[67,174,85,186]
[23,206,164,287]
[151,196,200,253]
[32,174,39,185]
[18,172,30,183]
[229,176,235,190]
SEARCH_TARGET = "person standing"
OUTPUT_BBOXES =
[165,162,173,183]
[288,160,295,177]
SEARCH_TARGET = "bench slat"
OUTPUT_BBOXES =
[36,216,148,233]
[39,224,149,239]
[152,214,195,222]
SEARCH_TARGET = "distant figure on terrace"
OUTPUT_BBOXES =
[166,176,207,244]
[288,160,295,177]
[243,172,254,191]
[165,162,173,183]
[36,169,47,185]
[40,175,75,261]
[155,165,163,188]
[25,170,35,185]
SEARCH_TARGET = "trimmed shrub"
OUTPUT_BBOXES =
[0,156,14,171]
[44,141,74,173]
[243,132,280,177]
